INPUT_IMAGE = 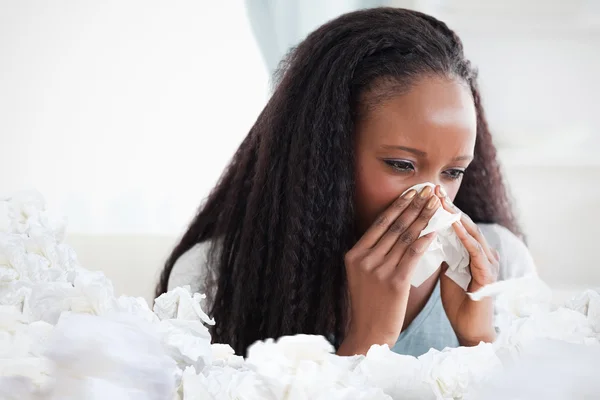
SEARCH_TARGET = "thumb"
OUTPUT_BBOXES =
[441,261,449,274]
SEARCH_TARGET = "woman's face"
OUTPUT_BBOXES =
[354,75,477,233]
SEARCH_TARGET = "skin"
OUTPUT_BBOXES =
[337,75,499,356]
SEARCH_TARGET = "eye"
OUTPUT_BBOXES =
[443,169,465,180]
[384,160,415,173]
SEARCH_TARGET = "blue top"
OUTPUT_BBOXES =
[392,278,458,356]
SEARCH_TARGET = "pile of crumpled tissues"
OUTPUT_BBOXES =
[1,191,600,400]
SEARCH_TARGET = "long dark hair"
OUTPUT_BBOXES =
[156,8,521,355]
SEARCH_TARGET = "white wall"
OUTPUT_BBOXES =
[504,165,600,290]
[1,1,599,301]
[0,0,269,235]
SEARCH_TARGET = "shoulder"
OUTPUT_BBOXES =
[477,223,537,280]
[167,241,212,294]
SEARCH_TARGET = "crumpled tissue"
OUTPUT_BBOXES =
[404,183,471,290]
[44,312,177,400]
[472,339,600,400]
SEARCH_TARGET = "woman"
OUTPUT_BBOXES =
[156,8,536,357]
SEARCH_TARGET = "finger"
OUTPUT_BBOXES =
[438,189,461,215]
[354,189,418,249]
[438,188,494,263]
[435,185,448,201]
[374,191,440,257]
[452,221,489,266]
[380,194,439,263]
[435,187,459,223]
[457,215,495,263]
[454,222,500,289]
[389,231,437,283]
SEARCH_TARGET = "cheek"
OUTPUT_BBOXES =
[354,161,412,227]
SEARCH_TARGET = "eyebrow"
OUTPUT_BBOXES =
[380,145,473,162]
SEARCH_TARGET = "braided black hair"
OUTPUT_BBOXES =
[155,7,521,356]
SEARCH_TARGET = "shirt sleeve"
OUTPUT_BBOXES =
[478,223,538,281]
[167,241,211,295]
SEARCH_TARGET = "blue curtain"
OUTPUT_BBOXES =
[245,0,390,79]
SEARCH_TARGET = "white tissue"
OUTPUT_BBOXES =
[403,183,471,290]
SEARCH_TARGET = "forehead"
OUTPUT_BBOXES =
[357,76,478,153]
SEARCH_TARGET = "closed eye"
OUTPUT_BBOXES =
[443,169,465,180]
[384,160,415,173]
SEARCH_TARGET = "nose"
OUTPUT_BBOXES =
[420,175,442,189]
[418,176,446,196]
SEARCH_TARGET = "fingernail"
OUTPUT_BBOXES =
[426,196,439,209]
[419,186,432,198]
[438,186,447,197]
[403,190,416,200]
[493,248,500,260]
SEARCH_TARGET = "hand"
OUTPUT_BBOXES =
[337,186,440,356]
[436,186,499,346]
